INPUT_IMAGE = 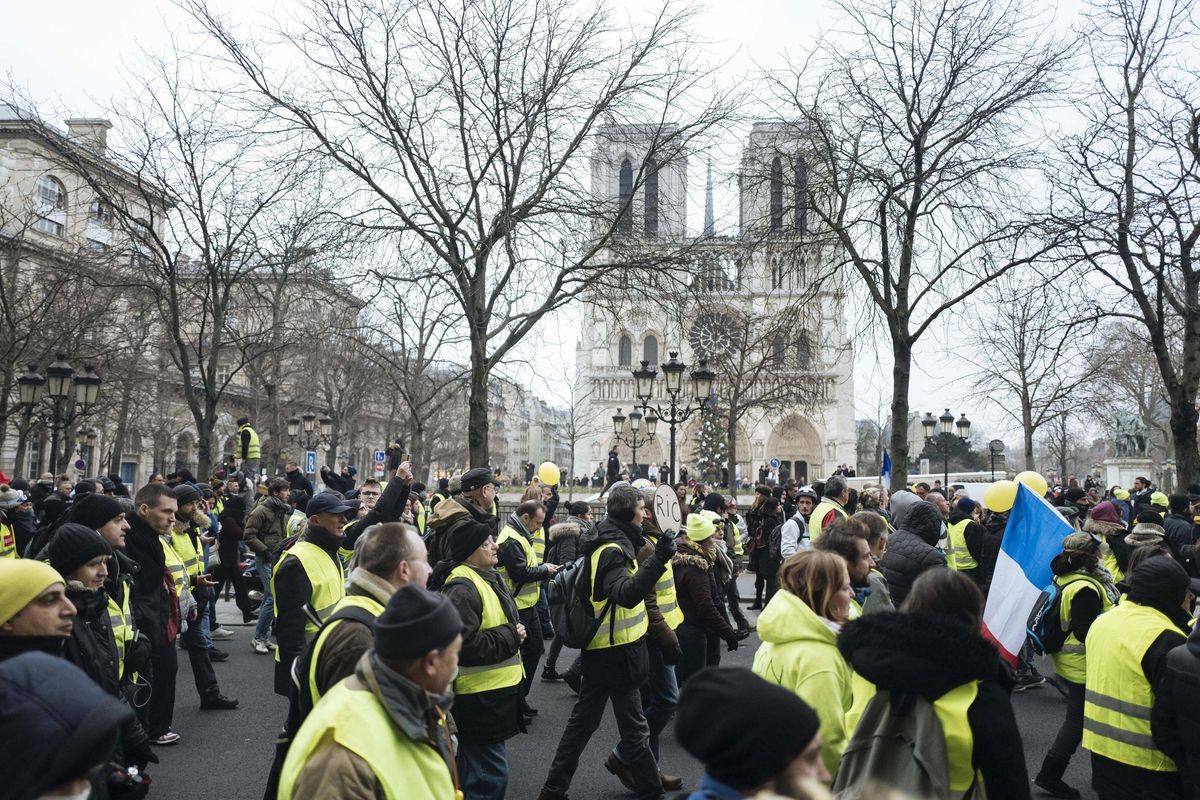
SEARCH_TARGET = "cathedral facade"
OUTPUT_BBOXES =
[573,122,857,487]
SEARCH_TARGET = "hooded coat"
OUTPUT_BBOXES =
[751,588,853,776]
[425,494,497,563]
[837,611,1031,799]
[672,537,736,642]
[879,501,947,606]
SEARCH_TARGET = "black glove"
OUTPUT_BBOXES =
[726,635,740,652]
[653,533,677,560]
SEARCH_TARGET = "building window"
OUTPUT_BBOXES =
[770,256,785,290]
[771,334,786,368]
[618,334,632,367]
[84,239,109,253]
[644,158,658,237]
[89,198,112,225]
[38,175,65,210]
[617,158,633,233]
[794,158,808,233]
[643,334,658,366]
[769,157,783,232]
[796,332,812,369]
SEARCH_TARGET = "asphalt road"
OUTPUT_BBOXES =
[151,576,1098,800]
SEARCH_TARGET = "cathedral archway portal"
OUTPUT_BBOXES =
[766,415,823,485]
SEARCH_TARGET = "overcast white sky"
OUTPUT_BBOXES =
[1,0,1092,453]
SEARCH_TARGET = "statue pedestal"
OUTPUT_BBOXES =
[1104,457,1155,490]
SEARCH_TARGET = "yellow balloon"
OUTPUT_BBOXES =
[1014,470,1049,498]
[983,479,1018,513]
[537,461,561,486]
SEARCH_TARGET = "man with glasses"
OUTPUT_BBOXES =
[355,480,383,516]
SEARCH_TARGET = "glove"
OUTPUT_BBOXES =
[653,534,677,560]
[663,641,683,666]
[725,635,740,652]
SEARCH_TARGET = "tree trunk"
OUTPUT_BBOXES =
[13,422,28,476]
[467,350,490,467]
[1023,403,1035,472]
[725,405,740,499]
[1169,389,1200,489]
[196,411,216,478]
[109,390,134,475]
[410,422,428,473]
[888,340,913,490]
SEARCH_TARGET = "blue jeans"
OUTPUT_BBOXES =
[617,643,678,762]
[457,738,508,800]
[254,554,275,641]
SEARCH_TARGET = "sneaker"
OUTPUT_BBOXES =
[151,730,181,746]
[1033,774,1081,799]
[541,666,562,682]
[210,627,235,640]
[266,638,277,650]
[562,669,582,694]
[251,638,269,655]
[1014,673,1047,692]
[200,690,239,710]
[208,648,229,662]
[248,589,263,602]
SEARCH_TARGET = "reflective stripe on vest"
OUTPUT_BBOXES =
[238,424,261,460]
[650,540,683,630]
[0,523,16,558]
[809,500,848,542]
[416,503,427,535]
[272,540,346,652]
[846,672,981,792]
[445,565,524,694]
[307,594,386,705]
[945,519,978,570]
[170,531,202,580]
[108,591,133,680]
[1083,601,1178,771]
[278,678,457,800]
[496,525,541,610]
[160,536,188,594]
[587,542,649,650]
[532,525,546,562]
[1050,572,1113,684]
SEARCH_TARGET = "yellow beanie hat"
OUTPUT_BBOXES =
[0,559,65,626]
[685,510,718,542]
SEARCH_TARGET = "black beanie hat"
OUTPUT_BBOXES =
[446,520,494,563]
[172,483,202,506]
[677,666,820,790]
[702,493,726,512]
[374,584,463,660]
[47,524,113,578]
[1128,555,1200,610]
[69,493,126,531]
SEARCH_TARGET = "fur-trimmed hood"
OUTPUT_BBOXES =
[838,611,1009,699]
[672,536,713,571]
[549,521,582,541]
[1083,516,1127,538]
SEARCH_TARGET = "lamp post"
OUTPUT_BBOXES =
[988,439,1005,481]
[612,407,658,479]
[286,411,333,455]
[17,355,102,474]
[632,352,716,484]
[922,408,971,490]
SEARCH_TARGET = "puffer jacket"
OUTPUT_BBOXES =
[879,501,946,606]
[545,521,583,566]
[244,495,291,557]
[838,611,1031,799]
[751,588,853,776]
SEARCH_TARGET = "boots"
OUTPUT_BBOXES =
[1034,755,1081,799]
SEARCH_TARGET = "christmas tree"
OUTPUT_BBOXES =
[693,403,728,474]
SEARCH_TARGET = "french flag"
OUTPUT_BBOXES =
[981,483,1072,666]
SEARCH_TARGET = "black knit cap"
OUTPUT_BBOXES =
[69,493,126,531]
[702,493,726,512]
[677,666,820,790]
[172,483,202,506]
[446,520,494,563]
[374,584,463,660]
[47,524,113,577]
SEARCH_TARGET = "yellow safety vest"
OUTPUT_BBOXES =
[1102,549,1125,585]
[159,535,188,595]
[496,525,541,610]
[278,677,457,800]
[587,543,649,650]
[848,596,863,620]
[170,529,202,581]
[416,502,427,535]
[444,565,523,694]
[1084,601,1179,772]
[108,590,134,680]
[238,424,261,460]
[647,534,684,630]
[809,500,848,542]
[272,540,346,660]
[1051,572,1114,684]
[307,594,385,705]
[945,520,978,571]
[0,522,16,558]
[213,496,225,517]
[531,525,546,562]
[846,673,981,793]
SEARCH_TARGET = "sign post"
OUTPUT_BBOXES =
[374,449,386,477]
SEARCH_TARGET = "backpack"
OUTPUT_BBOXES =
[1026,581,1068,656]
[548,555,613,650]
[833,690,979,800]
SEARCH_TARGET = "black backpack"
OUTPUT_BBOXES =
[548,555,612,649]
[1026,581,1068,656]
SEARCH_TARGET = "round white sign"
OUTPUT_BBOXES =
[653,484,683,534]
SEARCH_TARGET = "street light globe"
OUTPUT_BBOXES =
[46,354,73,401]
[691,360,716,405]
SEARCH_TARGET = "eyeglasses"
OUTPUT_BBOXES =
[359,491,381,498]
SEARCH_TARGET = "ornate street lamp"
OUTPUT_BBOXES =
[923,408,972,490]
[612,407,655,479]
[19,354,102,473]
[631,352,715,484]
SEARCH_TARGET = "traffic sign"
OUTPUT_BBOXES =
[305,450,317,474]
[74,458,87,472]
[769,457,781,470]
[374,449,386,476]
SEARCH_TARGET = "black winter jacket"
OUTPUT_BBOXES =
[1163,513,1196,557]
[879,501,946,606]
[273,524,344,696]
[545,520,584,566]
[1153,628,1200,799]
[838,611,1031,800]
[124,514,171,649]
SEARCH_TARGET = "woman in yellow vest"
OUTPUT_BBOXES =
[431,520,525,800]
[944,498,987,585]
[1083,555,1193,800]
[838,569,1031,798]
[752,549,853,778]
[1035,532,1119,799]
[1084,501,1132,584]
[278,584,464,799]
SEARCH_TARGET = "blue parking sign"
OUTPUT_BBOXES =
[305,450,317,474]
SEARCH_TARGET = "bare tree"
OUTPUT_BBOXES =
[966,275,1094,469]
[561,371,604,500]
[189,0,733,465]
[767,0,1071,488]
[1085,321,1174,460]
[1060,0,1200,483]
